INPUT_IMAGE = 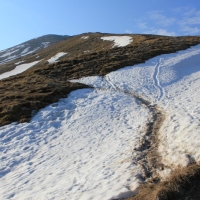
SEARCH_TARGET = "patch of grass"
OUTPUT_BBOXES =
[1,33,200,126]
[127,164,200,200]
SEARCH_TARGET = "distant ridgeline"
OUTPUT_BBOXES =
[0,34,69,66]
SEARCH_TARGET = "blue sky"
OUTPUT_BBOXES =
[1,0,200,50]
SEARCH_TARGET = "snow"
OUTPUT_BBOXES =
[0,41,52,66]
[0,49,6,53]
[0,45,39,65]
[101,36,133,47]
[159,75,200,167]
[81,36,89,39]
[0,60,40,80]
[72,44,200,174]
[20,47,30,55]
[15,61,25,65]
[0,89,149,200]
[0,48,20,58]
[48,52,68,64]
[21,48,40,57]
[41,42,50,48]
[1,55,17,62]
[1,44,200,199]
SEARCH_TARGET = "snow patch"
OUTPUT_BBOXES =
[81,36,89,39]
[72,44,200,169]
[21,47,30,55]
[0,89,148,200]
[101,36,133,47]
[0,48,20,58]
[48,52,68,64]
[15,61,25,65]
[0,60,41,80]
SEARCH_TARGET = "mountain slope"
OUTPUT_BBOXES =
[0,33,200,126]
[0,34,69,68]
[0,33,200,199]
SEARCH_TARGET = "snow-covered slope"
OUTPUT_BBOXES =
[0,34,69,65]
[0,89,149,200]
[72,44,200,177]
[0,43,200,199]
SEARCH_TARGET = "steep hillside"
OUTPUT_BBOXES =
[0,34,69,69]
[0,33,200,126]
[1,33,200,200]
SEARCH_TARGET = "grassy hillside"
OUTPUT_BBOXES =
[1,33,200,126]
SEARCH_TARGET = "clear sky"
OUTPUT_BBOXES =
[1,0,200,50]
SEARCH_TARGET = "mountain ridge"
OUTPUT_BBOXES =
[0,34,69,68]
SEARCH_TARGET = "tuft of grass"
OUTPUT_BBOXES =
[127,163,200,200]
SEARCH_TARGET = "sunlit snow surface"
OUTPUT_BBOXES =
[0,89,148,199]
[0,60,40,80]
[48,52,68,64]
[101,36,133,47]
[1,44,200,199]
[81,36,89,39]
[72,44,200,171]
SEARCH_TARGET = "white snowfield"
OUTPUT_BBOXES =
[20,47,30,55]
[101,36,133,47]
[81,36,89,39]
[48,52,68,64]
[1,44,200,199]
[73,44,200,172]
[0,89,148,200]
[0,60,40,80]
[0,48,20,58]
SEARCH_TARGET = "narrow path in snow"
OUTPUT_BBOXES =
[105,75,118,91]
[133,101,166,183]
[153,58,165,101]
[97,76,167,183]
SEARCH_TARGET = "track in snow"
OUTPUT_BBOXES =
[105,75,118,91]
[153,58,165,101]
[97,75,166,183]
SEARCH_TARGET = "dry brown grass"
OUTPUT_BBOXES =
[1,33,200,127]
[126,164,200,200]
[1,33,200,199]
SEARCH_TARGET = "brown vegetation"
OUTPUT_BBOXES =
[127,164,200,200]
[1,33,200,127]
